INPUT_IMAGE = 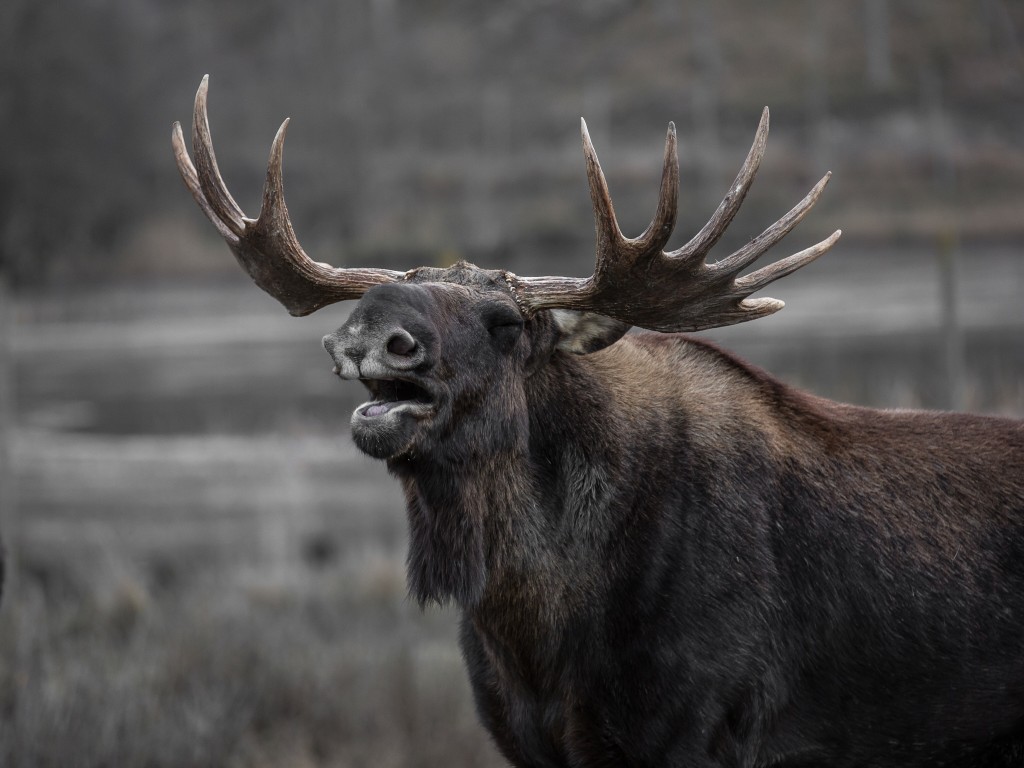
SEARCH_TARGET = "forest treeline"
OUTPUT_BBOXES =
[1,0,1022,287]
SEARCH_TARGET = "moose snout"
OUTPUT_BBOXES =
[323,324,424,380]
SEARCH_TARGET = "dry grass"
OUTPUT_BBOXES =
[1,537,503,767]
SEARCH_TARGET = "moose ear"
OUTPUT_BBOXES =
[551,310,630,355]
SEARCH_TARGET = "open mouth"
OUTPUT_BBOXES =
[356,378,434,418]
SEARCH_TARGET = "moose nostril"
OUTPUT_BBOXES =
[386,330,417,357]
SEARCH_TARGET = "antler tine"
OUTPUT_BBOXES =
[172,121,238,243]
[583,119,680,266]
[711,171,832,277]
[672,106,769,262]
[735,229,842,296]
[173,77,404,316]
[191,76,245,238]
[511,108,840,334]
[581,118,626,253]
[634,122,680,253]
[256,117,294,238]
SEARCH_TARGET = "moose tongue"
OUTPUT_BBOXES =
[365,402,393,417]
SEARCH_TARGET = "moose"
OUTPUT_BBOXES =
[173,77,1024,767]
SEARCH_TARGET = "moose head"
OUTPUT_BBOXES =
[173,76,838,468]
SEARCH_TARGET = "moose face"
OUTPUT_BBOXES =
[322,266,552,462]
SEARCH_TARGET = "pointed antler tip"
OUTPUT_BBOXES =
[580,118,597,155]
[744,296,785,313]
[171,121,186,151]
[271,118,291,153]
[194,79,210,119]
[662,122,678,162]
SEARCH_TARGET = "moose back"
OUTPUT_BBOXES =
[174,78,1024,768]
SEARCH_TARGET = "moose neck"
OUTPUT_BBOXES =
[388,348,627,614]
[392,443,532,609]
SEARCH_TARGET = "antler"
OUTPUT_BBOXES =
[172,76,404,316]
[508,108,841,332]
[173,80,836,329]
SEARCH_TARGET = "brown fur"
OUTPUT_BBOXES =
[322,271,1024,767]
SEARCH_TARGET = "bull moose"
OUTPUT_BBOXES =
[173,77,1024,767]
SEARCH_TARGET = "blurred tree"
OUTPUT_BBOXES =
[806,0,831,176]
[864,0,894,89]
[0,1,148,286]
[0,0,1022,286]
[689,0,722,209]
[982,0,1024,79]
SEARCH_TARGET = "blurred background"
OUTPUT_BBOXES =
[1,0,1022,765]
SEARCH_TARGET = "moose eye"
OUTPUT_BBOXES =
[482,305,524,341]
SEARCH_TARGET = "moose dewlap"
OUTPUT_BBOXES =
[174,77,1024,768]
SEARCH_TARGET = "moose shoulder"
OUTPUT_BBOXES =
[174,77,1024,768]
